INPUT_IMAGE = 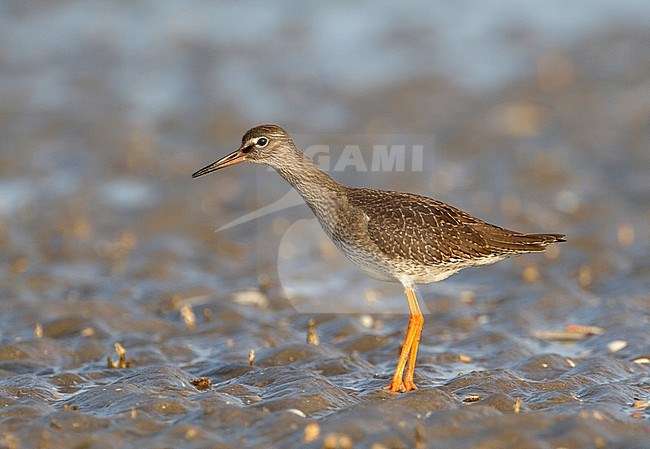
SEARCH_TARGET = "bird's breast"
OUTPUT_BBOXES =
[332,238,401,283]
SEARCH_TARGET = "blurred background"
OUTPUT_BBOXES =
[0,1,649,448]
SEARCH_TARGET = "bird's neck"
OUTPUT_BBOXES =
[272,148,347,223]
[273,148,343,198]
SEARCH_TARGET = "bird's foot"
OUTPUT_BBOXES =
[403,375,418,392]
[383,382,404,393]
[383,379,417,393]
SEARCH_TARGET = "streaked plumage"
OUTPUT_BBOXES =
[193,124,565,393]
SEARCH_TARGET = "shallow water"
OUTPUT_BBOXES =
[1,2,649,448]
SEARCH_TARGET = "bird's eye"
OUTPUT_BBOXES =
[256,137,268,147]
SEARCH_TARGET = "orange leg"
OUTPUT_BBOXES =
[384,287,424,393]
[403,288,423,391]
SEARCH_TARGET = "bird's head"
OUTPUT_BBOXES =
[192,124,293,178]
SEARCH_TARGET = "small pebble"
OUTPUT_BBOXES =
[286,408,307,418]
[307,319,320,345]
[180,303,196,330]
[607,340,627,352]
[108,343,132,369]
[565,325,604,335]
[232,289,269,308]
[190,377,212,391]
[531,330,587,341]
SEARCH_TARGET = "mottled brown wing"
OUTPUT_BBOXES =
[347,188,559,267]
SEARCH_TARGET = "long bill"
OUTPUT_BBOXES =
[192,148,247,178]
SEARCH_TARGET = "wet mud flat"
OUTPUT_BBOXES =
[1,276,649,448]
[1,4,650,449]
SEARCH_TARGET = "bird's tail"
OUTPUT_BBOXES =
[480,226,566,253]
[523,233,566,244]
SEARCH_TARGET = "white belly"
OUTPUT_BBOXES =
[332,239,506,286]
[334,240,400,283]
